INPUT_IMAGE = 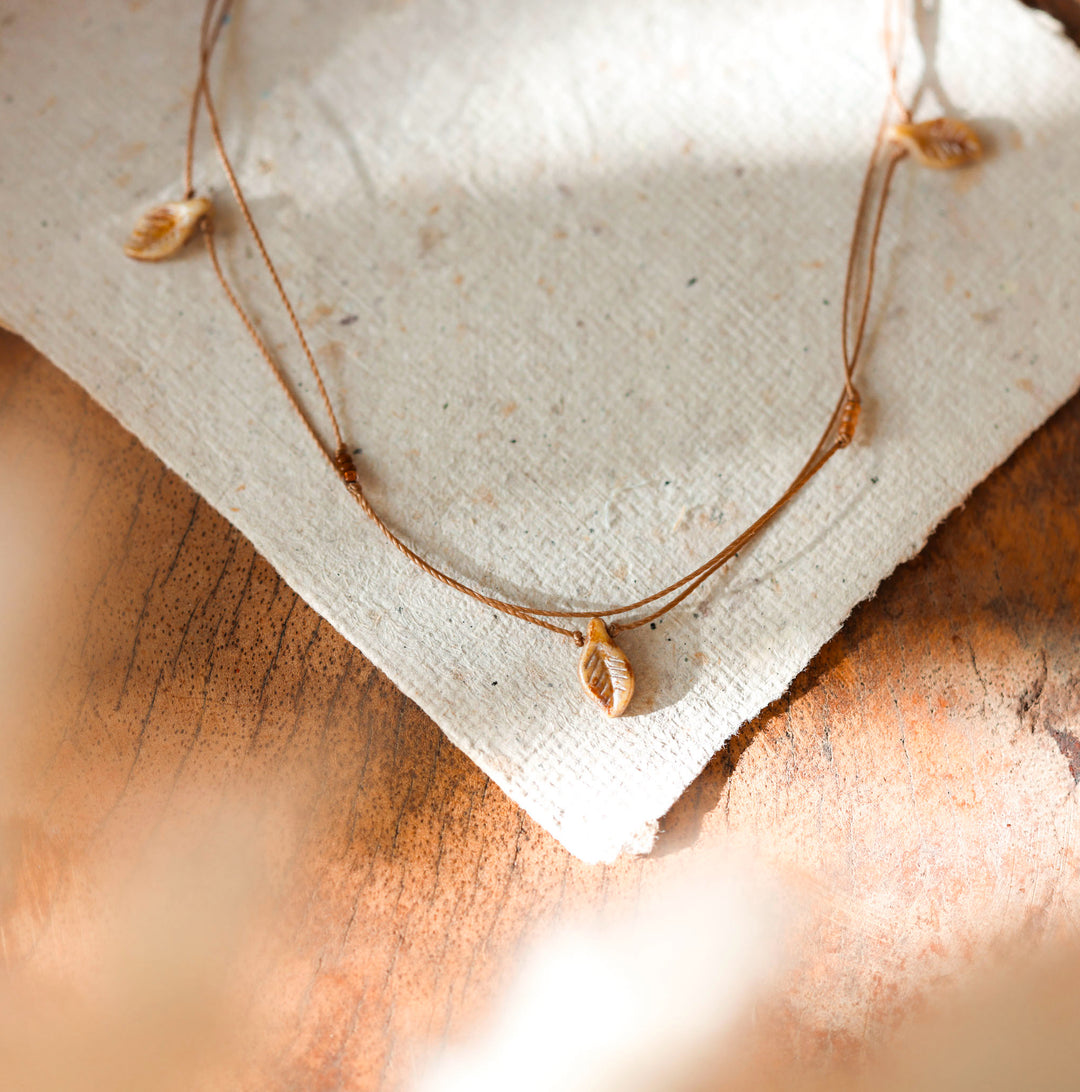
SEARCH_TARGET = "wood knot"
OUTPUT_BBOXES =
[334,444,359,484]
[837,389,861,448]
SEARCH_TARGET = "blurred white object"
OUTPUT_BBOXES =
[420,854,787,1092]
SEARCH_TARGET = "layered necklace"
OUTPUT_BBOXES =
[125,0,981,716]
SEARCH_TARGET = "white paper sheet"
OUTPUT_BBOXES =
[1,0,1077,861]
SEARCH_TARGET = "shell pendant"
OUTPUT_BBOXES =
[124,197,213,261]
[578,618,634,717]
[887,117,982,169]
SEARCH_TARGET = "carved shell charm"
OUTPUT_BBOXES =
[579,618,634,717]
[887,118,982,170]
[124,197,213,261]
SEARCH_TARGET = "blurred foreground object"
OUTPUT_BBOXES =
[423,864,1080,1092]
[419,854,786,1092]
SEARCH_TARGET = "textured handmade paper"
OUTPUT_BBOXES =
[1,0,1078,862]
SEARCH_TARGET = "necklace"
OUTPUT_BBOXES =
[124,0,981,717]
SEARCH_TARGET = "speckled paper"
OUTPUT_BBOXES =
[1,0,1078,861]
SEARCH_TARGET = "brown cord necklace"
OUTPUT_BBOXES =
[124,0,981,717]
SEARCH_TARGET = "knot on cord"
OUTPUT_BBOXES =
[334,444,359,485]
[836,388,861,448]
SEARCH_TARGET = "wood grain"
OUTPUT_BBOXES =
[1,327,1079,1089]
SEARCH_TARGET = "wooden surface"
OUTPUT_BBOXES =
[1,326,1079,1089]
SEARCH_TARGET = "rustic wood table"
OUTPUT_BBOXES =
[1,326,1078,1088]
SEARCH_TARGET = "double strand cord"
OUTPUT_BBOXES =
[186,0,910,646]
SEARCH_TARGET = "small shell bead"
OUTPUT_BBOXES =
[124,197,213,262]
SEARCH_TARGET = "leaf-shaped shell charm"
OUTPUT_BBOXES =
[579,618,634,717]
[124,197,213,261]
[888,118,982,170]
